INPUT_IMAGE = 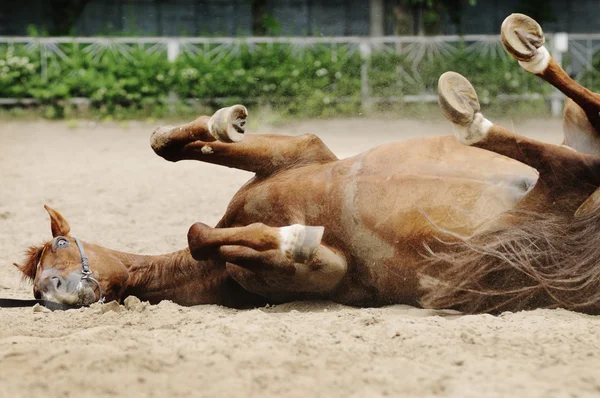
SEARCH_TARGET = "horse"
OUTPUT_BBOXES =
[13,14,600,313]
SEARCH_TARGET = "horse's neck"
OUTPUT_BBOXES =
[116,248,234,306]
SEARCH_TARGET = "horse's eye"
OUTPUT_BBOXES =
[56,238,69,248]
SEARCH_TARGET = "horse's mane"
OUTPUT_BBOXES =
[420,206,600,314]
[14,243,48,281]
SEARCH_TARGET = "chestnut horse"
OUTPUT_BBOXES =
[13,14,600,313]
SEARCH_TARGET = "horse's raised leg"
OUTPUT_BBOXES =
[501,13,600,152]
[150,105,338,176]
[187,222,347,294]
[187,221,325,263]
[438,71,600,211]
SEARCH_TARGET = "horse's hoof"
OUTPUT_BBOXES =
[438,71,492,146]
[208,104,248,143]
[280,225,324,264]
[438,71,480,127]
[501,13,545,62]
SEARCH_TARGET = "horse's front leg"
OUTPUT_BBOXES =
[438,71,600,213]
[501,13,600,153]
[187,222,347,295]
[150,105,337,176]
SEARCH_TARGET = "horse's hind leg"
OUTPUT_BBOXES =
[438,71,600,211]
[501,13,600,150]
[221,245,347,296]
[150,105,337,176]
[187,222,347,294]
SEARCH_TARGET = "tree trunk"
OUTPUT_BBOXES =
[251,0,267,36]
[414,3,425,36]
[369,0,385,36]
[48,0,90,36]
[392,1,413,35]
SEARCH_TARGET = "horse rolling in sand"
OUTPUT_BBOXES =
[14,14,600,314]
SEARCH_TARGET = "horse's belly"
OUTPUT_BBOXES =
[326,141,538,303]
[224,136,540,304]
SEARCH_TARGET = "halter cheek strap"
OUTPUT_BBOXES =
[74,237,105,303]
[74,237,90,274]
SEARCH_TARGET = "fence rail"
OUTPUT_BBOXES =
[1,34,599,116]
[3,33,600,43]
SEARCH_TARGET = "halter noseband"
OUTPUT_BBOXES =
[74,237,105,304]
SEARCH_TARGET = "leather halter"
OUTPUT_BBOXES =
[74,237,105,304]
[75,237,91,275]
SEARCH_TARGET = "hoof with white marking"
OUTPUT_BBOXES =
[501,14,550,75]
[279,225,324,264]
[208,104,248,143]
[438,71,492,146]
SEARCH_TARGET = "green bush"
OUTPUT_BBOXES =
[580,50,600,93]
[0,46,38,98]
[370,44,546,102]
[0,40,555,119]
[172,43,362,117]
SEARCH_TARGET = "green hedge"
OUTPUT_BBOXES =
[370,49,543,101]
[0,41,556,119]
[579,50,600,93]
[171,44,362,117]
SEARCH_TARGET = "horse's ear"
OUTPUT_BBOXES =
[44,205,71,237]
[575,188,600,217]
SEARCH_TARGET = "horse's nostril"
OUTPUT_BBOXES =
[34,289,41,300]
[52,276,62,289]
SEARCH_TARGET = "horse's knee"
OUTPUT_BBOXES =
[188,222,213,260]
[297,133,323,149]
[150,126,178,160]
[296,133,337,162]
[151,116,213,161]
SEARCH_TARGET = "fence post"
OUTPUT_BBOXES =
[369,0,385,37]
[167,39,180,62]
[40,41,47,82]
[167,39,180,114]
[551,32,568,117]
[360,40,372,113]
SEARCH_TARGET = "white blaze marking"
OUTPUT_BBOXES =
[279,224,305,259]
[518,46,551,75]
[452,113,493,145]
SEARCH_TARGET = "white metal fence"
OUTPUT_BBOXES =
[1,33,599,116]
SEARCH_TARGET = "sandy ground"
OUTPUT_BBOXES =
[1,117,600,398]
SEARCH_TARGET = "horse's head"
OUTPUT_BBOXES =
[14,206,129,305]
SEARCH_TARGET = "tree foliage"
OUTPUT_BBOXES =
[393,0,478,35]
[48,0,91,35]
